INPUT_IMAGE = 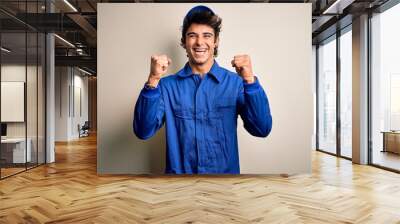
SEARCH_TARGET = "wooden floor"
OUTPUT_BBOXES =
[373,151,400,171]
[0,167,26,178]
[1,134,400,223]
[1,162,47,178]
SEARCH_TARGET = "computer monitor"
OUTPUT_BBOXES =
[1,123,7,137]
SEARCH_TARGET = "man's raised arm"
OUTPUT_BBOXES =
[232,54,272,137]
[133,55,171,140]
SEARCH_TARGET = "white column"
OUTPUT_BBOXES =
[45,0,55,163]
[46,32,55,163]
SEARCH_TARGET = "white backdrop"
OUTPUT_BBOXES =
[98,3,312,174]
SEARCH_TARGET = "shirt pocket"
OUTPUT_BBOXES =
[213,96,237,119]
[173,108,194,119]
[214,96,236,110]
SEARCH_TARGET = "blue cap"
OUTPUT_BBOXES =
[184,5,215,22]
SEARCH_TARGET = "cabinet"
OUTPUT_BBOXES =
[382,131,400,154]
[0,138,32,165]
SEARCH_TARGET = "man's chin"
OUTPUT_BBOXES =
[191,58,208,65]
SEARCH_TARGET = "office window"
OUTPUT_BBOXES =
[1,30,28,178]
[318,36,337,154]
[340,28,352,158]
[0,1,46,179]
[371,2,400,171]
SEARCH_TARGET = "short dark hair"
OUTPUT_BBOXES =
[180,7,222,57]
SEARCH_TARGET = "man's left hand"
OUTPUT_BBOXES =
[231,55,255,84]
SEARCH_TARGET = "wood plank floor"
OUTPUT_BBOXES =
[1,167,26,178]
[1,134,400,223]
[373,151,400,171]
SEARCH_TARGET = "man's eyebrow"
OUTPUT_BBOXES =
[186,32,214,36]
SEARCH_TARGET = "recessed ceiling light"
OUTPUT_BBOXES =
[63,0,78,12]
[77,67,93,76]
[322,0,354,15]
[1,47,11,53]
[54,34,75,48]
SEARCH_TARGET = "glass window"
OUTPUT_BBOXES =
[340,28,352,158]
[0,1,46,179]
[27,31,38,169]
[318,36,337,154]
[1,31,28,177]
[371,3,400,171]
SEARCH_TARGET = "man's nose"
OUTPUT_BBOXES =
[195,37,204,45]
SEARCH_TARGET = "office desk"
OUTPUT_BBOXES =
[1,138,32,163]
[381,131,400,154]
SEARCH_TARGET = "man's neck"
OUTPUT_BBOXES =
[189,59,214,76]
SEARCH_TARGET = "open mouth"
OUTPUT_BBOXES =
[193,48,207,56]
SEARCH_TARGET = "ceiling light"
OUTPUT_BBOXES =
[322,0,355,15]
[63,0,78,12]
[1,47,11,53]
[78,67,93,76]
[323,0,341,14]
[54,34,75,48]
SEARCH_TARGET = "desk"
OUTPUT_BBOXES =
[1,138,31,163]
[381,131,400,154]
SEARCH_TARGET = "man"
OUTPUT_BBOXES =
[133,5,272,174]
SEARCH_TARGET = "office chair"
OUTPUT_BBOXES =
[79,121,90,138]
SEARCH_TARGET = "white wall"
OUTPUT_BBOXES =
[98,3,313,174]
[55,67,89,141]
[55,67,69,141]
[1,65,37,138]
[72,72,89,138]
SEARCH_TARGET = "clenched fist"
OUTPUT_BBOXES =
[147,54,171,88]
[231,55,255,84]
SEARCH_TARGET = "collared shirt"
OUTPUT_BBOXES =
[133,61,272,174]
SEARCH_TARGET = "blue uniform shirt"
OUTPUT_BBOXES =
[133,61,272,174]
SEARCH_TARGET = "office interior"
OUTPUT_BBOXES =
[0,0,400,223]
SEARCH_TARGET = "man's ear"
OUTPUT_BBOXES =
[180,37,186,49]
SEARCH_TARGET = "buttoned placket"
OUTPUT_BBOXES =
[193,73,206,172]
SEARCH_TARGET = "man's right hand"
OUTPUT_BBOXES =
[147,54,171,88]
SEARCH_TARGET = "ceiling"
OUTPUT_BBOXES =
[0,0,392,75]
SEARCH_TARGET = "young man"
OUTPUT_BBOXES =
[133,5,272,174]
